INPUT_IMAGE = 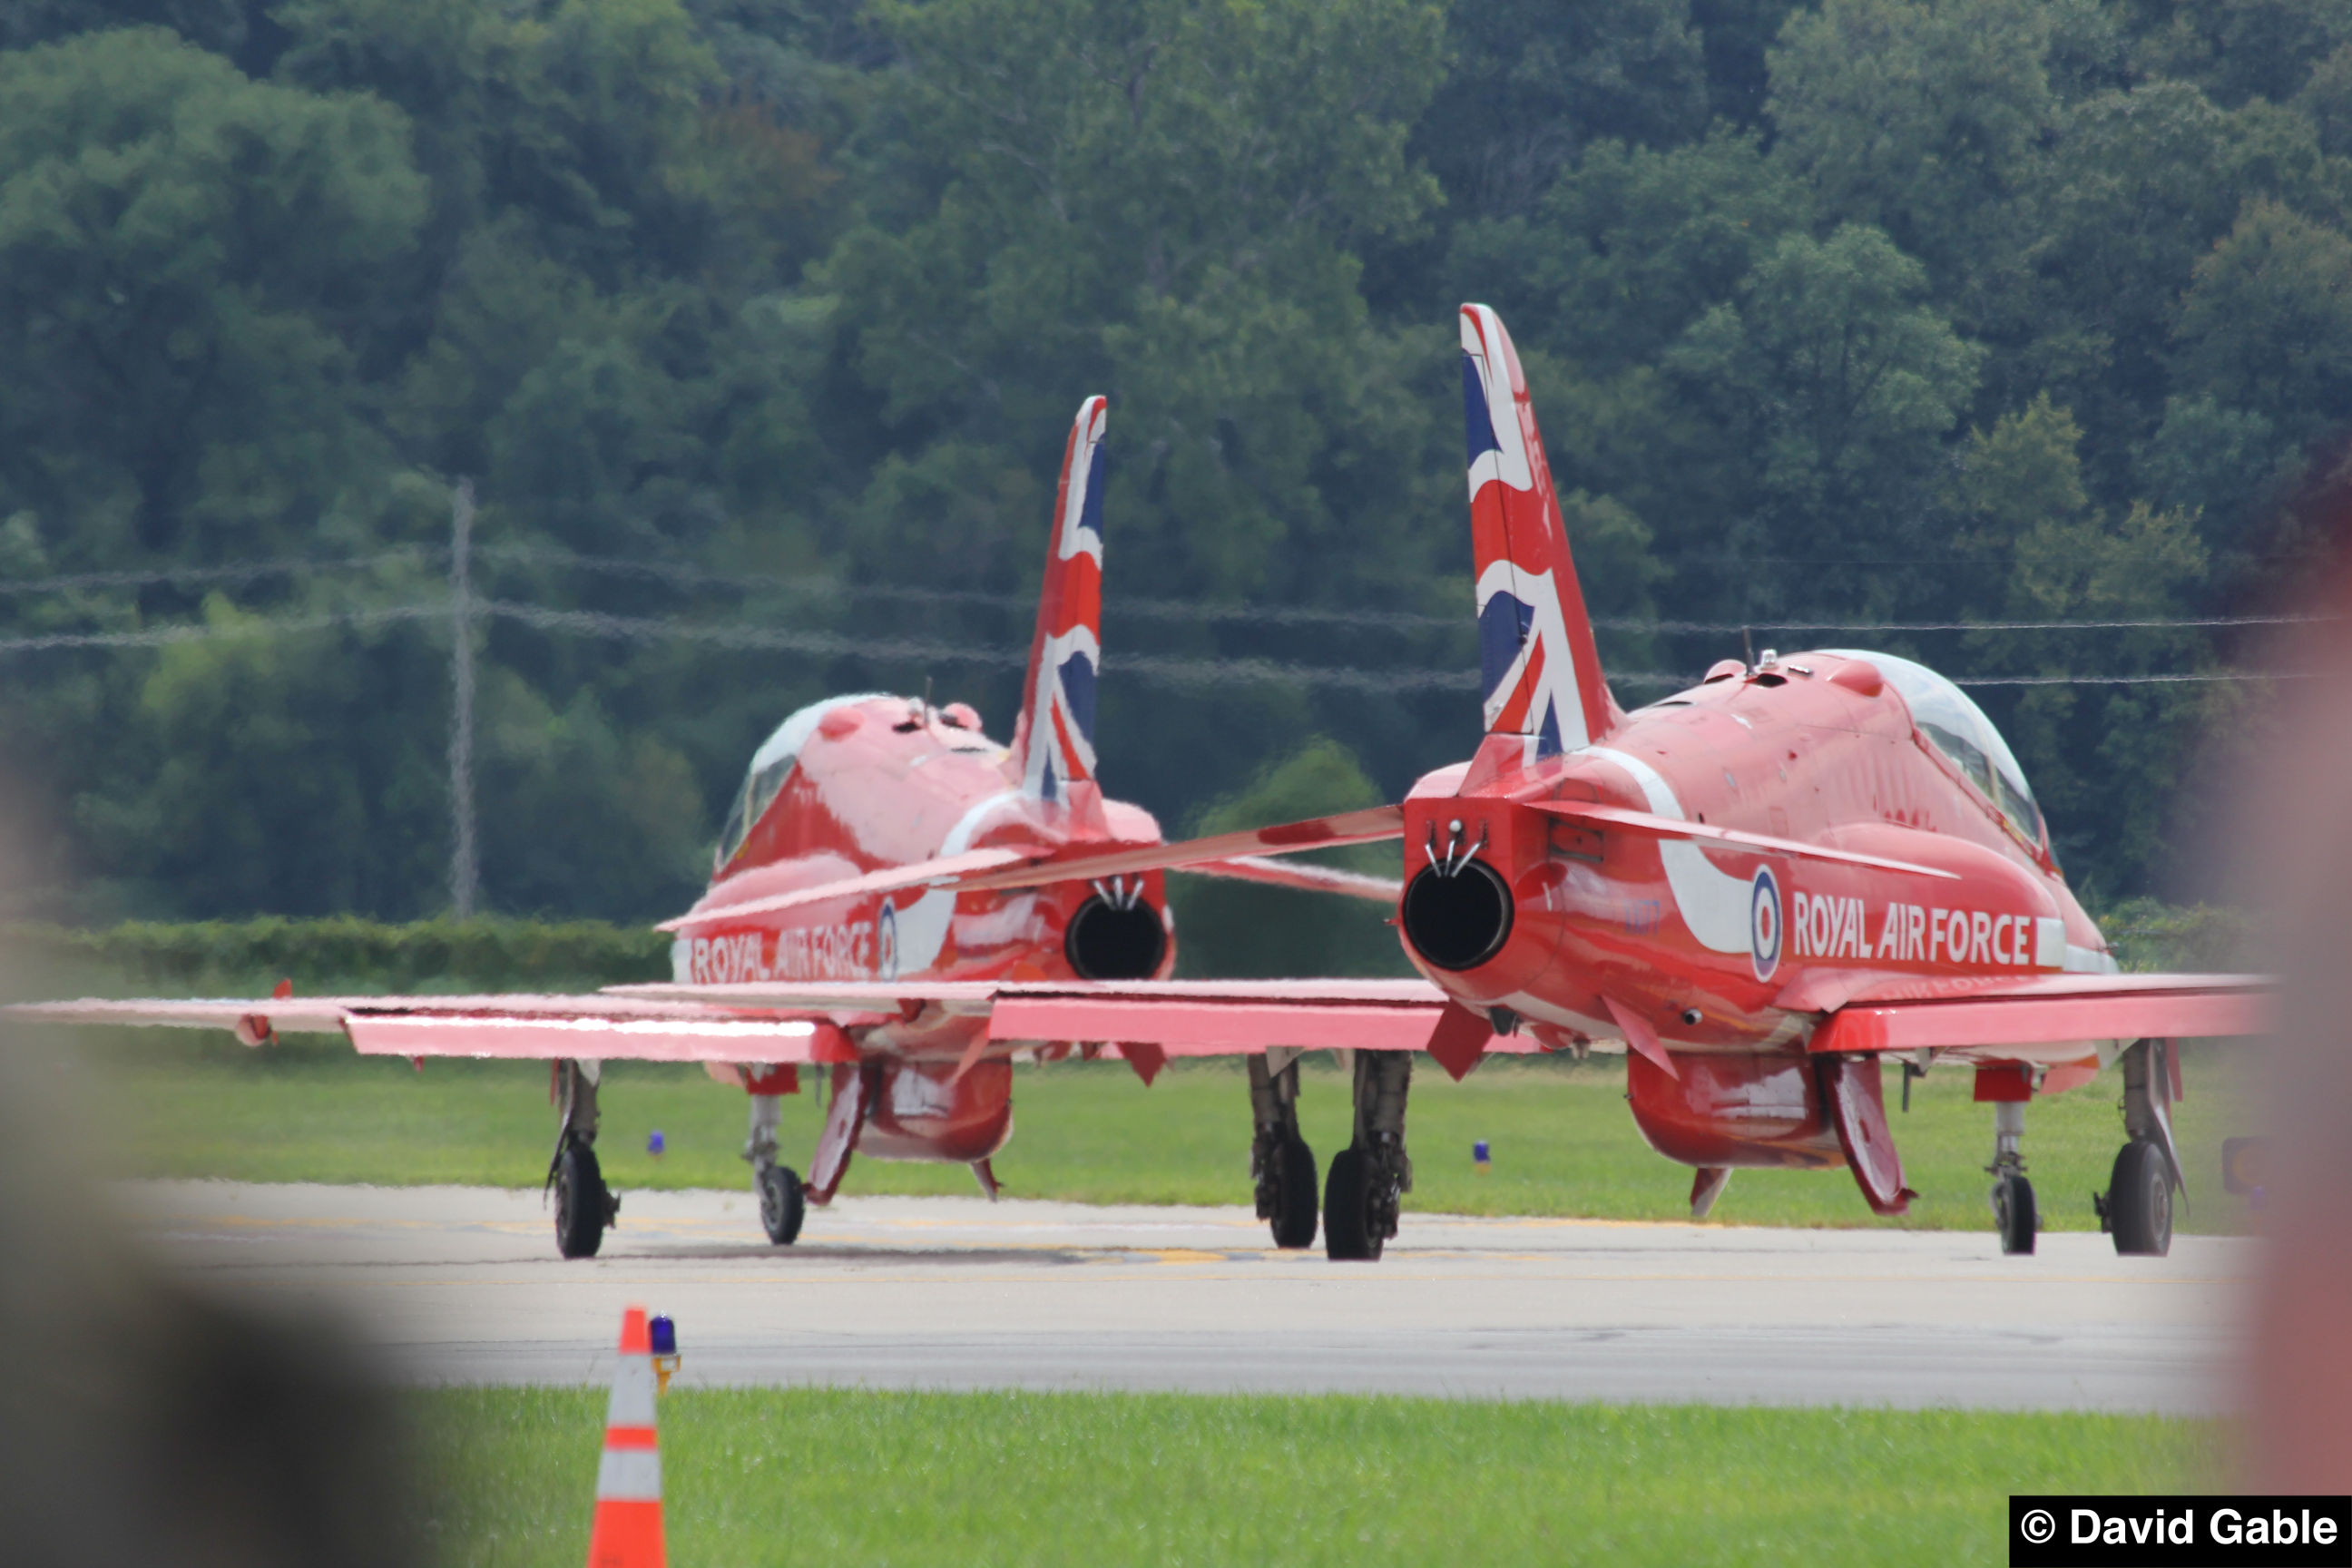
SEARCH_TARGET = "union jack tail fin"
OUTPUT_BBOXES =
[1460,304,1620,758]
[1011,396,1107,801]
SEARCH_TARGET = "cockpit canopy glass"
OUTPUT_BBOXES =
[1822,651,2043,845]
[713,692,892,870]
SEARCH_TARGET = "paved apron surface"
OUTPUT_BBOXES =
[134,1181,2249,1414]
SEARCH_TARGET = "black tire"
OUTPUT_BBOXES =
[1323,1145,1381,1261]
[1269,1138,1318,1250]
[759,1162,807,1245]
[554,1140,608,1259]
[2108,1140,2173,1256]
[1994,1175,2037,1255]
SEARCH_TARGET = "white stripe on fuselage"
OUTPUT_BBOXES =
[1583,748,1752,955]
[892,788,1029,977]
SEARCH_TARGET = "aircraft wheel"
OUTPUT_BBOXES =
[2107,1140,2173,1257]
[554,1139,611,1259]
[1269,1137,1318,1250]
[1323,1146,1381,1261]
[1993,1174,2036,1255]
[759,1162,807,1245]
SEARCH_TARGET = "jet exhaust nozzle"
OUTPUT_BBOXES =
[1064,894,1167,980]
[1400,858,1514,971]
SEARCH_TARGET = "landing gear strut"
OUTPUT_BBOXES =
[1249,1052,1318,1249]
[1326,1051,1411,1261]
[745,1090,805,1245]
[1987,1099,2036,1255]
[548,1059,620,1259]
[2095,1039,2180,1256]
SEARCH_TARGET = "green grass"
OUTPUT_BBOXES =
[84,1029,2256,1233]
[415,1387,2218,1568]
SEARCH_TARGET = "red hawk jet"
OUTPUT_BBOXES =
[14,397,1398,1258]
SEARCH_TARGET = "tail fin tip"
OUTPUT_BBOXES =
[1013,397,1108,801]
[1458,303,1616,759]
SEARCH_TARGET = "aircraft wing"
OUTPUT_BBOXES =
[6,976,1494,1071]
[7,992,855,1064]
[1804,972,2270,1055]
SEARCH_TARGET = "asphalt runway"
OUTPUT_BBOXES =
[133,1181,2250,1415]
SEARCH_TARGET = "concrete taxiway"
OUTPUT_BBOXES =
[133,1181,2250,1414]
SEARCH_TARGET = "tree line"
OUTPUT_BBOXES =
[1,0,2346,957]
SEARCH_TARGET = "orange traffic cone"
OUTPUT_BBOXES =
[585,1306,666,1568]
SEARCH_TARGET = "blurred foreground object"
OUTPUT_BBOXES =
[587,1307,667,1568]
[0,1016,422,1566]
[2239,558,2352,1490]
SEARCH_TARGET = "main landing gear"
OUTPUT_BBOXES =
[549,1059,621,1259]
[2094,1039,2181,1257]
[1248,1052,1318,1249]
[1326,1051,1413,1261]
[746,1088,806,1246]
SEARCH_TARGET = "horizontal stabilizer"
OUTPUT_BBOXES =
[1526,799,1958,879]
[658,847,1031,932]
[662,806,1407,930]
[1173,855,1400,903]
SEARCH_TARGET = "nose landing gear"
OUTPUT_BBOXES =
[746,1089,806,1245]
[1988,1098,2036,1255]
[1326,1051,1412,1261]
[1249,1052,1318,1249]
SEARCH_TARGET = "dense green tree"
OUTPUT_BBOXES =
[1416,0,1705,223]
[7,0,2352,922]
[1666,224,1983,603]
[0,27,426,561]
[2127,0,2352,109]
[1769,0,2058,320]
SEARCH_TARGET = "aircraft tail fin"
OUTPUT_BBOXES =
[1459,304,1620,758]
[1010,396,1107,801]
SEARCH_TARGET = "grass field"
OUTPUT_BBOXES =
[415,1387,2219,1568]
[78,1028,2258,1234]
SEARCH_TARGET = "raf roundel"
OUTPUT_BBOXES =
[1749,867,1783,982]
[877,899,899,982]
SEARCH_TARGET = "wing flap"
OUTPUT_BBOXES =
[344,1012,826,1063]
[987,995,1447,1054]
[1807,974,2269,1054]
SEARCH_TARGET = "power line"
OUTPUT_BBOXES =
[0,548,445,598]
[1949,671,2312,686]
[0,603,444,653]
[479,545,2328,635]
[0,540,2325,636]
[0,593,2310,691]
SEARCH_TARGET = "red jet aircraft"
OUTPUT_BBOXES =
[19,310,2270,1264]
[16,397,1396,1258]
